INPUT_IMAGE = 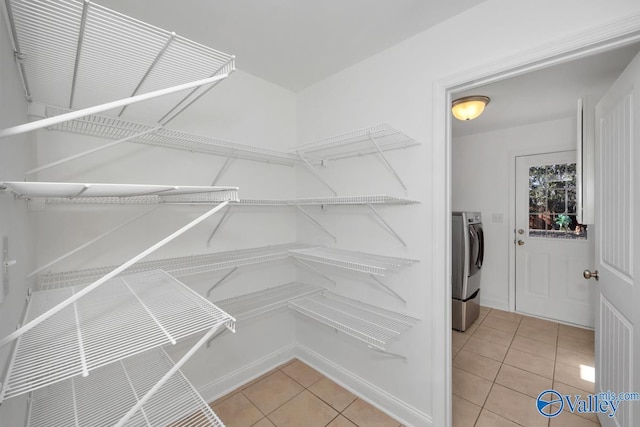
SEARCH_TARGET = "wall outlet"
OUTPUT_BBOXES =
[492,213,504,223]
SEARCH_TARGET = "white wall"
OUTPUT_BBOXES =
[295,1,640,425]
[453,117,586,309]
[31,70,300,400]
[0,14,36,427]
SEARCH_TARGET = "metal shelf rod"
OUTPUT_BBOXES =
[295,205,336,242]
[24,127,161,177]
[367,134,407,193]
[370,274,406,303]
[367,203,407,247]
[160,58,235,125]
[0,201,229,349]
[211,156,234,186]
[206,205,232,246]
[68,0,89,109]
[118,32,175,117]
[292,258,336,285]
[0,73,229,139]
[206,267,238,297]
[297,153,337,196]
[1,0,31,101]
[113,323,228,427]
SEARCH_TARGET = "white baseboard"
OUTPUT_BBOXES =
[295,344,432,427]
[198,344,296,403]
[479,294,509,311]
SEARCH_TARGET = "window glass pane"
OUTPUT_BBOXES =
[527,162,587,240]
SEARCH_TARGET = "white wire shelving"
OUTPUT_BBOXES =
[289,247,418,303]
[293,124,420,195]
[207,195,419,247]
[37,244,308,290]
[288,291,419,352]
[0,269,235,403]
[27,349,225,427]
[234,195,418,206]
[1,181,240,205]
[35,105,300,167]
[288,247,418,277]
[4,0,235,125]
[295,124,420,162]
[215,282,323,322]
[205,282,323,348]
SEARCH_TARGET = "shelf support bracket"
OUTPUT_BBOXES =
[68,210,161,275]
[205,326,228,348]
[0,73,230,138]
[367,204,407,247]
[295,205,336,242]
[159,58,236,125]
[297,153,337,196]
[24,127,161,178]
[368,346,406,360]
[292,257,336,285]
[207,205,232,247]
[0,201,230,349]
[119,32,175,117]
[369,274,406,303]
[69,0,90,109]
[367,134,408,194]
[114,324,231,427]
[206,267,238,297]
[2,0,32,101]
[211,155,235,186]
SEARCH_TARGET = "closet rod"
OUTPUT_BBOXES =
[0,73,229,139]
[0,201,229,348]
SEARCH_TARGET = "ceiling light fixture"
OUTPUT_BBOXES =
[451,95,490,121]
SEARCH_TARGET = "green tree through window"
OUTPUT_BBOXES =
[528,163,587,239]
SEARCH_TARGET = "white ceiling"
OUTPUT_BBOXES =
[96,0,487,92]
[452,43,640,137]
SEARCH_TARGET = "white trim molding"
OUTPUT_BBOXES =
[198,344,296,403]
[295,344,432,427]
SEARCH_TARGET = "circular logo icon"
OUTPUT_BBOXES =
[537,389,563,417]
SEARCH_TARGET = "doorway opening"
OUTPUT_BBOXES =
[441,25,640,427]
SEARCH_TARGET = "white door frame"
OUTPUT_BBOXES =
[433,14,640,427]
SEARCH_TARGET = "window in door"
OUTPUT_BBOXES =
[528,162,588,239]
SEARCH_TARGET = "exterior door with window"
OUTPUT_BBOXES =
[515,151,595,327]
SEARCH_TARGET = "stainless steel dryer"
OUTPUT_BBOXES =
[452,211,484,331]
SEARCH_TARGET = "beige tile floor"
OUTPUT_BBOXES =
[209,359,404,427]
[452,306,599,427]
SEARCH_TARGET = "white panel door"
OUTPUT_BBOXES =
[594,49,640,427]
[515,151,595,327]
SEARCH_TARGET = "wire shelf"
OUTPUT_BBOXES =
[1,181,239,204]
[288,292,419,350]
[38,244,308,289]
[214,282,323,321]
[7,0,235,123]
[234,195,419,206]
[0,269,235,401]
[27,349,225,427]
[288,247,418,276]
[294,124,420,162]
[43,106,300,166]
